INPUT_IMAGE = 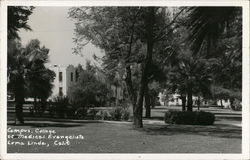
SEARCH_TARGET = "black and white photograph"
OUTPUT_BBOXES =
[0,0,249,159]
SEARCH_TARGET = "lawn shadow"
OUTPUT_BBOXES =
[143,123,241,139]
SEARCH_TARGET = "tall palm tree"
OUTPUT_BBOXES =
[187,7,242,56]
[187,7,242,110]
[169,52,214,111]
[8,40,34,124]
[8,6,34,40]
[8,39,55,123]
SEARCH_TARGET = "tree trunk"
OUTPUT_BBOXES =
[34,96,37,114]
[187,90,193,112]
[220,99,223,107]
[145,85,151,118]
[40,98,46,116]
[229,98,235,110]
[197,96,201,111]
[15,76,25,124]
[133,7,155,128]
[125,66,138,125]
[180,95,186,111]
[15,98,24,124]
[151,96,156,109]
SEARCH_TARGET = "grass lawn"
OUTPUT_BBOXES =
[7,119,241,153]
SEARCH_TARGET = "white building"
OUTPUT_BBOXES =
[48,65,79,98]
[158,91,231,108]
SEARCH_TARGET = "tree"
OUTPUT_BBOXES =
[25,39,55,115]
[167,52,214,111]
[8,39,55,123]
[7,6,34,124]
[8,40,27,124]
[8,6,34,40]
[69,7,183,128]
[164,7,242,111]
[68,63,110,108]
[144,81,161,118]
[211,48,242,109]
[186,7,242,56]
[187,7,242,109]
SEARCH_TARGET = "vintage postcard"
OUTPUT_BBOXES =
[0,0,249,159]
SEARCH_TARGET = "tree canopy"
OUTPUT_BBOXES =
[8,6,34,40]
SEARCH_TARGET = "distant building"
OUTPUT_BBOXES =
[158,91,231,108]
[48,64,80,98]
[48,64,126,105]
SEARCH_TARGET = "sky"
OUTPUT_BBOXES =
[19,7,104,67]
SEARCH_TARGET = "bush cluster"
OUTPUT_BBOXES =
[48,96,73,118]
[110,107,130,121]
[164,110,215,125]
[47,96,130,121]
[95,107,130,121]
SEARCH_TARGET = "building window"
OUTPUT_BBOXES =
[71,72,73,82]
[75,70,79,82]
[59,87,63,96]
[59,72,63,82]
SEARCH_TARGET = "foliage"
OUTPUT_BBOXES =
[72,107,130,121]
[121,108,130,121]
[87,108,99,119]
[95,110,112,120]
[7,39,55,122]
[51,96,71,118]
[209,16,242,108]
[186,7,242,55]
[8,6,34,40]
[68,67,110,108]
[109,107,130,121]
[231,99,242,111]
[164,110,215,125]
[69,7,183,128]
[74,107,88,119]
[109,107,123,121]
[183,7,242,110]
[7,6,35,124]
[8,39,55,117]
[25,39,56,100]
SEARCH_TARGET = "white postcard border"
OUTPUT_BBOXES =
[0,0,249,160]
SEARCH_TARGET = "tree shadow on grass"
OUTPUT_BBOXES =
[143,123,241,139]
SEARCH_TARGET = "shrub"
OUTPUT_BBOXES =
[232,99,242,111]
[51,96,70,118]
[87,108,99,120]
[196,111,215,125]
[75,107,88,119]
[109,107,130,121]
[164,110,215,125]
[110,107,123,121]
[121,109,130,121]
[95,110,111,120]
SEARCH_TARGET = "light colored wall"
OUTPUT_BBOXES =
[66,65,76,95]
[48,65,67,99]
